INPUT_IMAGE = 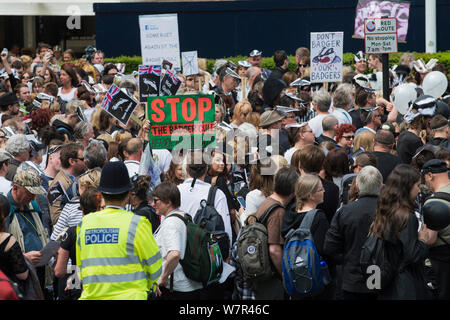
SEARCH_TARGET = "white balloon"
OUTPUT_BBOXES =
[393,83,417,114]
[422,71,448,98]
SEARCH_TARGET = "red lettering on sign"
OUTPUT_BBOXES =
[197,97,212,121]
[166,97,180,122]
[182,98,196,121]
[150,99,165,123]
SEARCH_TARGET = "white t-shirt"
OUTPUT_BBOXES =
[153,210,203,292]
[178,178,232,247]
[240,189,266,225]
[308,113,330,138]
[0,176,11,196]
[152,149,172,174]
[283,147,299,165]
[124,160,140,178]
[57,87,77,102]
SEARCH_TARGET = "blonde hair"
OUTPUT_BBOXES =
[113,130,133,143]
[271,154,289,170]
[246,112,261,130]
[353,131,375,152]
[231,100,252,124]
[295,174,321,211]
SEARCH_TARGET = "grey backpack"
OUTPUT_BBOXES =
[237,203,281,282]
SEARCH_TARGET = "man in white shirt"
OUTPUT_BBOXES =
[177,151,232,249]
[308,89,332,138]
[0,149,12,195]
[123,138,143,178]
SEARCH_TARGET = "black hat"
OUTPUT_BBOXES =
[98,161,133,194]
[435,100,450,119]
[262,78,286,107]
[421,159,448,175]
[0,92,19,107]
[422,200,450,231]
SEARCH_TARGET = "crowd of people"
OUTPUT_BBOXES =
[0,42,449,301]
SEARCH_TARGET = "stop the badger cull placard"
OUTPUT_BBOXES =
[147,94,216,149]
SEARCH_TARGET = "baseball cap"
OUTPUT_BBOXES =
[13,169,46,195]
[421,159,448,175]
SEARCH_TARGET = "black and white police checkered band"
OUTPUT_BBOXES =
[249,50,262,57]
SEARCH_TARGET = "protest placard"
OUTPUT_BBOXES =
[101,84,138,126]
[138,65,162,103]
[310,31,343,83]
[182,51,199,76]
[147,94,216,149]
[159,69,182,96]
[139,13,181,69]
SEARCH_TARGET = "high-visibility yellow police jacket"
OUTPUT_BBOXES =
[76,207,162,300]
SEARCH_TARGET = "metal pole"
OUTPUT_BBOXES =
[382,54,389,101]
[425,0,437,53]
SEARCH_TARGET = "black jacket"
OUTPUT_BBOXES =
[317,178,340,224]
[134,202,160,233]
[379,212,431,300]
[324,195,378,293]
[268,66,287,81]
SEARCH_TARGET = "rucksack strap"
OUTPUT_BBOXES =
[206,186,218,207]
[166,213,188,225]
[259,203,283,225]
[426,192,450,203]
[299,209,319,231]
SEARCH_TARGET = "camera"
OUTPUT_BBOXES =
[1,48,7,57]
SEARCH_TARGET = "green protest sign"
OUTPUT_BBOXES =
[147,94,216,149]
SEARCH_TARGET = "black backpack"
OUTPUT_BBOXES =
[360,235,399,292]
[194,186,230,260]
[194,186,224,231]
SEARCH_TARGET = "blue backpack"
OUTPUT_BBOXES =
[281,209,331,297]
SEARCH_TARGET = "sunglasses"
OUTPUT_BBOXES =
[299,64,308,68]
[342,135,354,140]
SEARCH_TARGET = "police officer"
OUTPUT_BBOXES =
[76,161,162,300]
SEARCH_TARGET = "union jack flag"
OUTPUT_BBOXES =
[101,85,120,110]
[138,65,162,76]
[167,70,179,85]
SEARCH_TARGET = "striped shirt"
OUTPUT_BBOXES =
[51,201,82,241]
